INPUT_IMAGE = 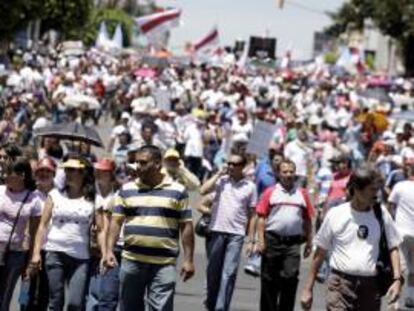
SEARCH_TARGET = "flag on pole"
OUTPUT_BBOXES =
[135,8,181,35]
[193,27,219,54]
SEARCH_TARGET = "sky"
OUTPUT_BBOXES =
[159,0,345,59]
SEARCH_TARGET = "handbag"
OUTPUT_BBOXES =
[373,203,394,297]
[0,191,31,266]
[195,214,211,237]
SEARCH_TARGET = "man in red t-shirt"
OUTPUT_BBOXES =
[256,159,314,311]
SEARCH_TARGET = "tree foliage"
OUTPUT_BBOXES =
[0,0,39,40]
[325,0,414,75]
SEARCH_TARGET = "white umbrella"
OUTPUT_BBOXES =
[63,94,100,110]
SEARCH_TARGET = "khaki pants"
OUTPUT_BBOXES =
[326,270,381,311]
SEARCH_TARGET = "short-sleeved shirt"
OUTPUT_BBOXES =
[0,186,41,250]
[315,202,402,276]
[209,176,257,236]
[256,184,313,236]
[388,180,414,237]
[44,189,95,259]
[113,175,191,265]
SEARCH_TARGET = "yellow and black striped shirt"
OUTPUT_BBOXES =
[113,175,191,265]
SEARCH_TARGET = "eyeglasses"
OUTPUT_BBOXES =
[227,161,244,167]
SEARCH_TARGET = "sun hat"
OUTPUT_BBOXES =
[62,159,85,169]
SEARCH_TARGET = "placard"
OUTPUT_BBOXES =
[246,121,277,157]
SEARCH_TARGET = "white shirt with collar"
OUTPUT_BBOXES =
[209,176,257,236]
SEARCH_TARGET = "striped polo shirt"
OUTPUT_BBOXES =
[113,175,191,265]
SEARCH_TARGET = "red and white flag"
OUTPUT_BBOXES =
[135,8,181,48]
[193,27,219,54]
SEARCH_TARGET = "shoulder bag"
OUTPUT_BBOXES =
[373,203,394,296]
[0,191,31,266]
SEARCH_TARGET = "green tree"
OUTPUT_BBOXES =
[325,0,414,76]
[0,0,40,41]
[41,0,93,40]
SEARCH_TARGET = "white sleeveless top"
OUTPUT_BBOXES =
[44,189,94,259]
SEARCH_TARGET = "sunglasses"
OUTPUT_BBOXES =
[227,161,244,167]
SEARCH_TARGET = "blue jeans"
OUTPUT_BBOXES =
[119,258,176,311]
[45,251,89,311]
[0,251,27,311]
[86,251,122,311]
[206,232,244,311]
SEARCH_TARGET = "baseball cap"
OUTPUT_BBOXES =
[35,158,56,173]
[121,112,131,120]
[94,158,115,171]
[62,159,86,169]
[164,149,180,160]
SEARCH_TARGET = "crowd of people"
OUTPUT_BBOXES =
[0,43,413,311]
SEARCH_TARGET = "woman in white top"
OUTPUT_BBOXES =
[0,158,40,311]
[30,157,96,311]
[26,157,56,311]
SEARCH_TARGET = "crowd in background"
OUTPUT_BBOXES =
[0,43,413,311]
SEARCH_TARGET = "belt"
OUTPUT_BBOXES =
[266,232,305,245]
[331,269,377,281]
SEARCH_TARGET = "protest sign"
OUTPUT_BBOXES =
[246,121,277,157]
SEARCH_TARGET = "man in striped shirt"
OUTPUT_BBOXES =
[104,145,195,311]
[200,152,257,311]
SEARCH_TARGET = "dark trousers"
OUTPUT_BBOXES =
[25,251,49,311]
[260,232,301,311]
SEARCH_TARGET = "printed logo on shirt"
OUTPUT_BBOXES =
[357,225,369,240]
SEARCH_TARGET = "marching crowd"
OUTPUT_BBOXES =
[0,44,413,311]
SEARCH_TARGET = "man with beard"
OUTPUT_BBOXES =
[256,159,314,311]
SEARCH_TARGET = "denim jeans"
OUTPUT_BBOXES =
[86,250,122,311]
[119,258,176,311]
[45,251,89,311]
[0,250,27,311]
[206,232,244,311]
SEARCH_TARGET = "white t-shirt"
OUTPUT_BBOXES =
[44,189,95,259]
[388,180,414,237]
[183,123,203,158]
[284,139,311,177]
[315,202,401,276]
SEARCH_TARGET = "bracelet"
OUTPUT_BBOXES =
[393,276,402,282]
[246,239,256,244]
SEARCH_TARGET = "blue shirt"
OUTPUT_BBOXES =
[255,158,277,197]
